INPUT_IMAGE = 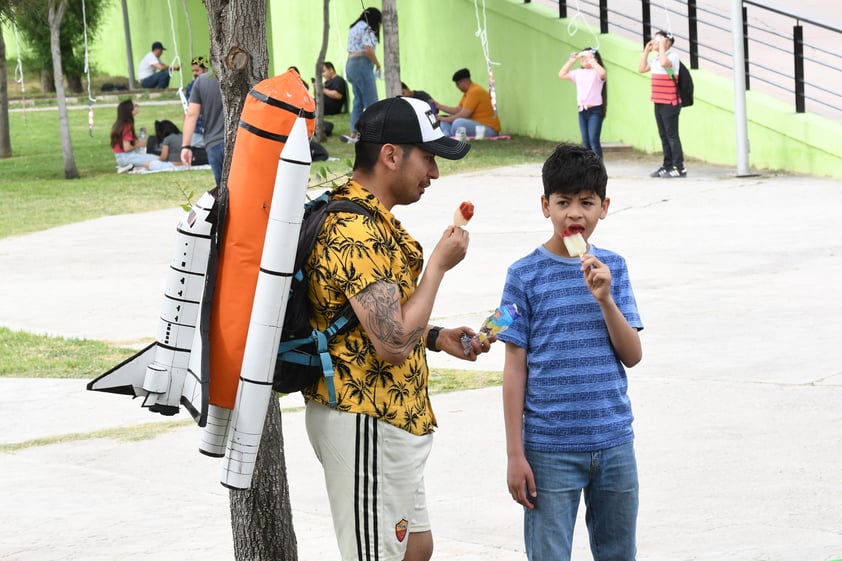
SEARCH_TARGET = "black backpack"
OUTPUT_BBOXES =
[672,61,694,107]
[272,192,370,406]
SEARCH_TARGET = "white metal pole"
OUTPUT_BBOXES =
[731,0,751,176]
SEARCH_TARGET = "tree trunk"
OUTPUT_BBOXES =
[381,0,401,98]
[313,0,330,142]
[66,73,83,95]
[41,70,55,94]
[229,398,298,561]
[204,0,269,185]
[49,0,79,180]
[201,1,298,558]
[0,28,11,158]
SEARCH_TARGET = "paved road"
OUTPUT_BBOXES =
[1,158,841,560]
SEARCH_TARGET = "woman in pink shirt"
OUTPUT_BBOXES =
[558,48,607,158]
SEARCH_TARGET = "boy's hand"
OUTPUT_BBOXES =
[507,454,537,509]
[581,254,613,303]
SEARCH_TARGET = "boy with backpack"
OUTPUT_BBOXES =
[638,30,687,178]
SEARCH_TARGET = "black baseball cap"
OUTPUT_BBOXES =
[356,97,470,160]
[151,41,166,51]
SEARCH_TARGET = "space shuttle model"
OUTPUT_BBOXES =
[88,70,316,489]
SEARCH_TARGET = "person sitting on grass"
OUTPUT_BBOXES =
[435,68,501,138]
[148,119,186,171]
[401,81,439,115]
[110,99,159,174]
[137,41,180,89]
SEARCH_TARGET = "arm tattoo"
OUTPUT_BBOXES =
[356,281,425,354]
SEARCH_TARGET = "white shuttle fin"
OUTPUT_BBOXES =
[87,191,217,426]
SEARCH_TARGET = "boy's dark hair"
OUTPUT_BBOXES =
[541,143,608,200]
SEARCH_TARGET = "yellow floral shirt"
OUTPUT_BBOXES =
[301,180,437,435]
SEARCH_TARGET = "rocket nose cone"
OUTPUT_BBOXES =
[280,117,312,164]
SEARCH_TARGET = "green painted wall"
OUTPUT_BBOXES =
[5,0,842,177]
[88,0,209,88]
[266,0,842,178]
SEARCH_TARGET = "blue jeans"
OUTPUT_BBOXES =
[440,118,498,138]
[140,71,171,89]
[206,142,225,187]
[578,107,604,158]
[523,441,638,561]
[345,56,378,133]
[114,151,158,168]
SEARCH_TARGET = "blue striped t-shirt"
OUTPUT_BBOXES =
[498,245,643,452]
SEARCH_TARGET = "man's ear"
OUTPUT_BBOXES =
[380,143,401,171]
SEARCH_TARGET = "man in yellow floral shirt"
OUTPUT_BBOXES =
[303,96,494,561]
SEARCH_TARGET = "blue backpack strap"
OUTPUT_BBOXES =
[313,330,336,407]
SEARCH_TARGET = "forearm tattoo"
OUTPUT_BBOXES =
[357,281,424,354]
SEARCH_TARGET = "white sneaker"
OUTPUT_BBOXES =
[339,134,358,144]
[116,163,134,174]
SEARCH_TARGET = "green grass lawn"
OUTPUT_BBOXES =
[1,94,554,383]
[0,97,560,239]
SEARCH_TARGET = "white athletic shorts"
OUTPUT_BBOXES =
[305,401,434,561]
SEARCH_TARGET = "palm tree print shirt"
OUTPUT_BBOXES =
[302,180,437,435]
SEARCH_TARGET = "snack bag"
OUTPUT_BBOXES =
[460,304,520,355]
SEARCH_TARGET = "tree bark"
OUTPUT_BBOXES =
[66,73,83,94]
[229,398,298,561]
[381,0,401,97]
[40,70,55,94]
[201,1,298,559]
[0,27,11,158]
[313,0,330,142]
[49,0,78,179]
[203,0,269,185]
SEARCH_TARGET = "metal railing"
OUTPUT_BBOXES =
[523,0,842,118]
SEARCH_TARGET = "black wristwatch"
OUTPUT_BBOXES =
[426,326,443,352]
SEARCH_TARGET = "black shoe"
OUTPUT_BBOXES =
[650,166,668,178]
[664,166,687,178]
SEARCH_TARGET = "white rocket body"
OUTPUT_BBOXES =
[219,116,312,489]
[86,191,215,424]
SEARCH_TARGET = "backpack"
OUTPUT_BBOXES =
[146,135,162,156]
[672,61,694,107]
[190,146,209,166]
[272,192,371,406]
[310,139,329,162]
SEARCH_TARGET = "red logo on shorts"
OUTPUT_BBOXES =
[395,518,408,542]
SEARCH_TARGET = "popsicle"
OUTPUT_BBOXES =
[453,201,475,227]
[562,226,587,257]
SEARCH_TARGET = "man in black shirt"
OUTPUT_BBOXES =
[322,62,347,115]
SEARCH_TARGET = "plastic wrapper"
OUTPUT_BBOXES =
[460,303,520,355]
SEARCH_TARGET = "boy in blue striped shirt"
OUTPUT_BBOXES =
[499,143,644,561]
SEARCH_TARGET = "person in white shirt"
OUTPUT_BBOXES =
[138,41,180,89]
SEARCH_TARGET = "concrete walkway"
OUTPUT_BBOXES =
[1,158,841,560]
